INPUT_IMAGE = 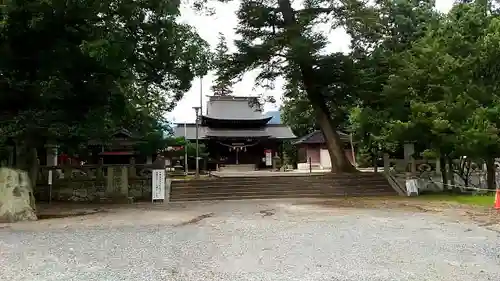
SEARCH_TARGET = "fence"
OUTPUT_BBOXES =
[383,153,497,195]
[35,163,155,202]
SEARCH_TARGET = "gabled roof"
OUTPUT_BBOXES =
[87,128,142,145]
[204,95,267,120]
[201,116,272,127]
[174,123,296,140]
[294,130,350,144]
[113,128,133,138]
[264,110,281,124]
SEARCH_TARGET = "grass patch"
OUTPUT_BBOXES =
[419,193,496,207]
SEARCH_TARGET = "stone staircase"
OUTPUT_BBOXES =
[218,164,256,172]
[170,173,398,202]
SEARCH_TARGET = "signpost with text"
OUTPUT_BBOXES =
[152,169,166,203]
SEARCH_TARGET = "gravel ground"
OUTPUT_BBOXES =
[0,200,499,281]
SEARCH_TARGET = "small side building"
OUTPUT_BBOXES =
[294,130,355,170]
[174,95,296,170]
[87,129,149,164]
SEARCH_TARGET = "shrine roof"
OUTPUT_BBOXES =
[87,128,143,145]
[293,130,350,144]
[174,124,296,140]
[204,95,267,121]
[205,128,270,138]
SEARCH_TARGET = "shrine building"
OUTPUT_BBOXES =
[174,95,296,170]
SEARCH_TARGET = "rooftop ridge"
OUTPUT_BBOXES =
[208,95,259,101]
[174,123,289,127]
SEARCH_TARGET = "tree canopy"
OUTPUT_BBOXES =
[4,0,500,186]
[0,0,211,151]
[214,0,500,183]
[211,32,233,96]
[350,2,500,159]
[213,0,370,172]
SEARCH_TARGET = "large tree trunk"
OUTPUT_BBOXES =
[277,0,356,173]
[314,105,356,172]
[440,155,448,191]
[485,157,496,190]
[447,156,456,191]
[15,140,39,187]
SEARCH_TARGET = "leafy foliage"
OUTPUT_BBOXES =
[0,0,211,150]
[351,2,500,158]
[214,0,361,172]
[345,1,500,187]
[211,33,233,96]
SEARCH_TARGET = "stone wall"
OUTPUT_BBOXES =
[35,164,154,203]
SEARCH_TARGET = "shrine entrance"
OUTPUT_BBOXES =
[205,138,279,169]
[215,139,262,165]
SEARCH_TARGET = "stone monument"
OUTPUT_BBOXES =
[0,167,37,222]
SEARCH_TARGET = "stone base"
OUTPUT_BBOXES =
[98,196,135,204]
[0,208,37,223]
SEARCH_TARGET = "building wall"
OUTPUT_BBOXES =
[298,144,355,167]
[307,144,321,163]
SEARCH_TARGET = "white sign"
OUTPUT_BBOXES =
[405,179,419,196]
[265,149,272,166]
[48,170,53,185]
[152,169,166,201]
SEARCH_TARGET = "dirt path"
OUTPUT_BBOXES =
[2,197,498,233]
[300,197,500,232]
[2,198,499,281]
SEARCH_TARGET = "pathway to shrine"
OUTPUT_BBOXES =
[1,199,499,281]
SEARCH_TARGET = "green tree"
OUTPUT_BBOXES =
[345,0,439,150]
[211,33,233,96]
[354,1,500,189]
[0,0,211,179]
[214,0,367,172]
[392,2,500,189]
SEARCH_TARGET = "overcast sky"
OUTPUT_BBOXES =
[169,0,455,123]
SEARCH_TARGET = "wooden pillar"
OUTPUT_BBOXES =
[129,157,136,178]
[403,143,414,162]
[120,166,128,196]
[96,158,104,179]
[404,143,415,178]
[410,157,417,177]
[45,144,58,166]
[383,153,389,174]
[106,167,114,193]
[7,146,14,166]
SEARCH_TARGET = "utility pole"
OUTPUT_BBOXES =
[184,122,188,175]
[192,106,201,178]
[199,77,203,116]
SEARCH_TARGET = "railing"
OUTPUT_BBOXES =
[384,168,407,196]
[383,154,443,196]
[381,153,496,195]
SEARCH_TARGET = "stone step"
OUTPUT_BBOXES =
[175,173,387,183]
[219,164,256,172]
[172,188,394,198]
[169,173,397,202]
[208,172,385,179]
[171,182,391,193]
[172,187,392,198]
[173,178,390,189]
[171,190,397,202]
